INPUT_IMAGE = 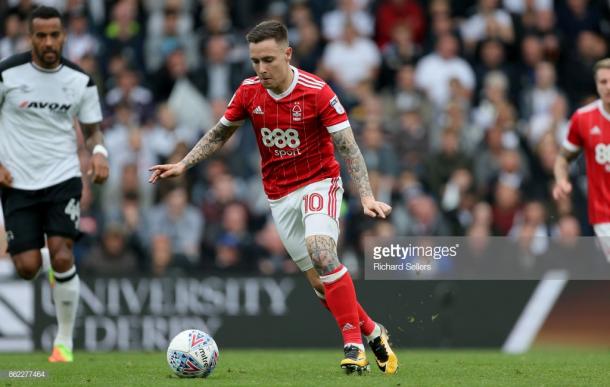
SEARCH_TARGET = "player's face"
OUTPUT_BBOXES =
[30,17,65,68]
[596,68,610,104]
[249,39,292,93]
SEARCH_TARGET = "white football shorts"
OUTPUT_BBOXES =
[593,223,610,262]
[268,177,343,271]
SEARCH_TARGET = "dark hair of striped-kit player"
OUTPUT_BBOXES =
[28,5,63,31]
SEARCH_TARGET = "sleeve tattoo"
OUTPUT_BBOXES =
[331,128,373,198]
[80,122,104,152]
[181,122,239,168]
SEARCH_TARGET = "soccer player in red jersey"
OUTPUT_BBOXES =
[149,20,398,374]
[553,58,610,260]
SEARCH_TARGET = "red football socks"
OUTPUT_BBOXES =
[320,265,362,346]
[318,297,376,337]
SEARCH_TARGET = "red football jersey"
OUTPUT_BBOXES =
[221,67,349,199]
[564,100,610,224]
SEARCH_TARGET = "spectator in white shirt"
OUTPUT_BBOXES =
[460,0,514,55]
[414,33,475,110]
[321,21,380,97]
[503,0,552,14]
[321,0,374,42]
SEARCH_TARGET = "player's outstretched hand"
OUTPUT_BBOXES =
[88,153,109,184]
[552,179,572,201]
[362,196,392,219]
[148,162,187,184]
[0,165,12,187]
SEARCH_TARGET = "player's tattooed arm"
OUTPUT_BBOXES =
[80,122,104,152]
[331,127,392,218]
[305,235,341,274]
[330,127,373,198]
[180,122,239,169]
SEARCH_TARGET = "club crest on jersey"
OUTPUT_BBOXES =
[19,100,71,112]
[329,96,345,114]
[292,103,302,121]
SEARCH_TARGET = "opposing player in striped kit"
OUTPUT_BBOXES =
[149,20,398,374]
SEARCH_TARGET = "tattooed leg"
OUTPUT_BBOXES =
[306,235,341,275]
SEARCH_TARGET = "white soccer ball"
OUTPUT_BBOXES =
[166,329,219,378]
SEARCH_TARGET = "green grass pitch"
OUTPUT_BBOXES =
[0,349,609,386]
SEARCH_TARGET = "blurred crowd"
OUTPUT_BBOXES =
[0,0,607,277]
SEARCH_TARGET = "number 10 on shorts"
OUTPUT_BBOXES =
[301,177,341,218]
[303,193,324,213]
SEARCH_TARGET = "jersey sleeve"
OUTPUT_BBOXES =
[563,111,582,152]
[220,84,247,127]
[318,84,350,133]
[77,83,103,124]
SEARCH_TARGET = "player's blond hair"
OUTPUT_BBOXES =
[593,58,610,79]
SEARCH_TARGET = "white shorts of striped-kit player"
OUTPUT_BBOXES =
[268,177,344,271]
[593,223,610,262]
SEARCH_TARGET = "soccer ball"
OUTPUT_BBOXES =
[166,329,219,378]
